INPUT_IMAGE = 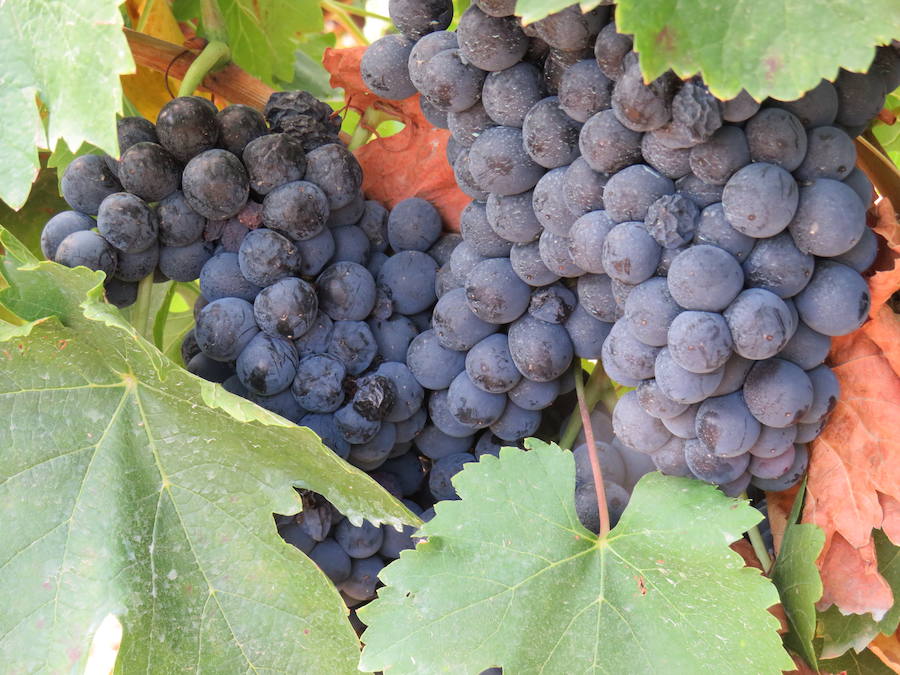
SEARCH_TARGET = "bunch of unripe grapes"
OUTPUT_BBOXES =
[361,0,899,513]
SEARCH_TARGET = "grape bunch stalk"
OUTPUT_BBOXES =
[361,0,899,527]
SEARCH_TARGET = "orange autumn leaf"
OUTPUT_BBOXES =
[797,196,900,617]
[323,46,469,230]
[870,630,900,674]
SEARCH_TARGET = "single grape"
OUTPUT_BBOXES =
[156,191,206,247]
[304,143,364,210]
[710,353,754,397]
[612,391,672,453]
[565,303,613,359]
[667,244,744,312]
[457,5,528,72]
[743,358,814,428]
[532,168,580,235]
[601,320,659,381]
[696,392,761,457]
[650,436,692,477]
[420,49,487,113]
[558,59,612,123]
[748,424,797,459]
[327,321,378,375]
[794,261,870,336]
[641,131,692,180]
[531,5,607,51]
[722,163,799,237]
[464,333,521,394]
[661,403,700,439]
[182,149,250,221]
[611,60,675,132]
[199,252,261,302]
[117,142,180,202]
[522,96,583,169]
[241,133,307,196]
[262,180,329,241]
[563,157,608,213]
[155,96,219,162]
[481,62,546,128]
[408,31,459,91]
[96,192,158,253]
[832,227,878,274]
[415,424,473,459]
[769,79,839,128]
[655,348,725,404]
[487,190,542,243]
[217,104,267,157]
[800,365,840,424]
[511,240,561,286]
[254,277,318,339]
[721,90,761,123]
[750,444,809,491]
[469,126,545,195]
[579,109,643,174]
[507,314,574,382]
[448,100,496,148]
[636,379,689,420]
[843,167,874,205]
[54,230,117,277]
[429,452,476,500]
[369,315,417,363]
[539,230,584,278]
[406,329,466,390]
[788,178,865,256]
[601,222,662,284]
[834,69,887,131]
[594,21,632,80]
[794,126,856,181]
[603,165,675,223]
[745,108,808,171]
[508,377,559,411]
[195,297,259,362]
[465,257,531,324]
[330,225,370,266]
[689,126,750,185]
[742,232,814,298]
[692,203,755,262]
[292,354,346,413]
[447,371,507,429]
[301,413,351,459]
[667,311,733,374]
[115,244,159,283]
[529,284,576,324]
[723,288,793,360]
[644,193,699,248]
[360,34,417,100]
[675,173,724,209]
[389,0,452,40]
[237,228,300,287]
[158,241,214,282]
[236,333,299,396]
[667,82,723,146]
[334,403,382,444]
[684,437,749,484]
[459,200,512,257]
[348,422,397,471]
[623,276,681,346]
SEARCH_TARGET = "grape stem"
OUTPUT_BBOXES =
[177,40,231,98]
[744,512,774,573]
[320,0,390,22]
[575,368,611,539]
[323,0,369,45]
[348,107,392,151]
[559,364,608,450]
[132,275,156,342]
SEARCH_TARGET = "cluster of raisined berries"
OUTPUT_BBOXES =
[360,0,900,506]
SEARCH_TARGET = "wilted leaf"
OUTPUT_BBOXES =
[615,0,900,101]
[324,46,470,230]
[0,0,133,209]
[818,530,900,659]
[0,228,414,672]
[359,442,792,674]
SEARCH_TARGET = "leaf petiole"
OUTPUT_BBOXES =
[575,368,611,538]
[176,40,231,98]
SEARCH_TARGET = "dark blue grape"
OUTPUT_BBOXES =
[723,289,793,360]
[159,240,214,282]
[508,377,559,411]
[238,228,300,287]
[683,438,749,484]
[115,244,158,282]
[722,163,798,237]
[155,96,219,163]
[432,287,498,351]
[340,556,385,602]
[692,202,755,262]
[508,314,574,382]
[117,142,180,202]
[241,133,307,196]
[157,191,206,247]
[97,192,157,253]
[601,221,662,284]
[429,452,476,500]
[415,424,473,459]
[61,154,122,215]
[308,539,351,584]
[794,261,870,337]
[360,34,417,100]
[292,354,346,413]
[745,108,807,171]
[378,250,438,315]
[301,413,350,459]
[406,329,467,390]
[743,358,814,428]
[262,180,329,241]
[327,320,377,375]
[200,252,262,301]
[667,244,744,312]
[236,333,299,396]
[654,348,724,404]
[330,225,370,265]
[522,96,583,169]
[54,230,117,277]
[316,262,376,321]
[254,277,318,339]
[695,392,760,457]
[465,334,521,394]
[182,149,249,221]
[788,178,865,256]
[295,227,335,276]
[482,62,545,127]
[334,403,382,444]
[217,104,267,157]
[195,297,259,362]
[304,143,363,210]
[369,316,418,362]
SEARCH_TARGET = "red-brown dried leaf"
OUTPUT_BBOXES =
[323,46,468,230]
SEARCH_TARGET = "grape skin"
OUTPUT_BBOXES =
[695,392,760,457]
[612,391,672,453]
[667,244,743,312]
[54,230,117,277]
[788,178,865,257]
[360,34,417,100]
[722,163,798,238]
[745,107,808,170]
[507,314,574,382]
[182,149,250,221]
[684,437,749,484]
[723,288,793,360]
[601,222,662,285]
[794,261,870,336]
[741,232,814,298]
[236,333,299,396]
[41,211,94,260]
[457,5,528,72]
[468,126,545,196]
[667,311,733,374]
[743,358,814,428]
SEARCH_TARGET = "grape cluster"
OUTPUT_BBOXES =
[44,93,342,307]
[362,0,899,501]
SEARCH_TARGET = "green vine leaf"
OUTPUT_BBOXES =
[819,645,896,675]
[771,479,824,669]
[818,530,900,659]
[359,441,792,674]
[0,0,131,209]
[0,228,415,673]
[615,0,900,101]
